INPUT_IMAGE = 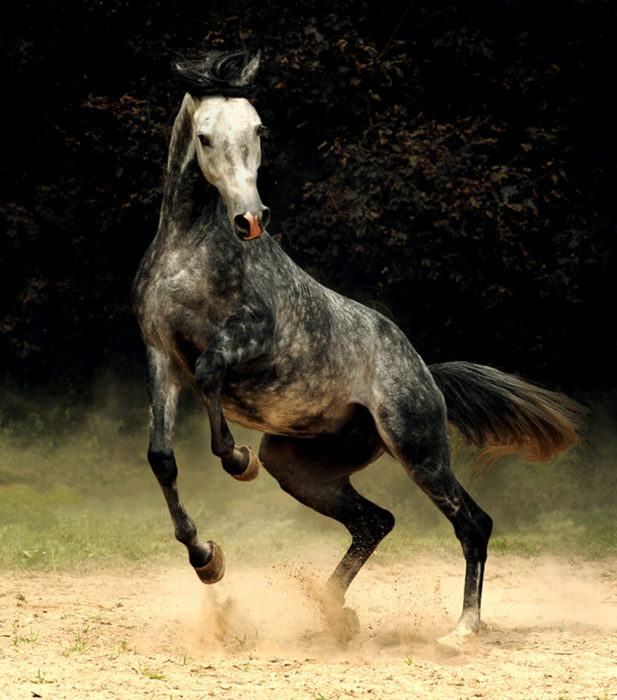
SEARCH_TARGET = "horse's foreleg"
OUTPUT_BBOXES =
[194,306,273,480]
[146,346,225,584]
[198,378,260,481]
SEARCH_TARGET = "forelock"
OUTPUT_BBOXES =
[174,50,260,98]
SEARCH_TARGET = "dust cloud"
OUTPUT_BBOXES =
[119,552,617,669]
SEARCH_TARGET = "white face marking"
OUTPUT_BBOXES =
[192,96,268,237]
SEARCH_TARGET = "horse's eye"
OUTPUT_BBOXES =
[198,134,211,148]
[257,124,268,137]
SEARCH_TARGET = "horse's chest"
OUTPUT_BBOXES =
[138,266,231,351]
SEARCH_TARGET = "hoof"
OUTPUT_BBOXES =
[320,586,360,642]
[231,446,261,482]
[437,614,480,653]
[334,606,361,642]
[436,627,479,655]
[193,541,225,584]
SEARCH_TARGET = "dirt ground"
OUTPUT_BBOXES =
[1,554,616,699]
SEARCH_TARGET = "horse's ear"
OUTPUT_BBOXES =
[178,92,196,119]
[239,52,260,87]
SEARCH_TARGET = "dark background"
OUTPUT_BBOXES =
[1,0,615,405]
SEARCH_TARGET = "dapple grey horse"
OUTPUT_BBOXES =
[132,52,584,643]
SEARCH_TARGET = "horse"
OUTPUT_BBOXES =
[132,51,585,644]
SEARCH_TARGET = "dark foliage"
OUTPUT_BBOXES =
[1,0,615,397]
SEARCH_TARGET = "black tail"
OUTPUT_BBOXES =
[429,361,586,466]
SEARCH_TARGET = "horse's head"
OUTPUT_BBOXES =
[175,51,270,241]
[192,96,270,240]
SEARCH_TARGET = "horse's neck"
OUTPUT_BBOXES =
[157,94,221,240]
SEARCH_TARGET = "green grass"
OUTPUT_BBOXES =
[64,627,90,656]
[28,668,51,685]
[12,623,39,646]
[141,667,166,680]
[0,391,340,571]
[1,387,616,572]
[0,481,173,570]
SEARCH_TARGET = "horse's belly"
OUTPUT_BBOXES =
[221,384,356,438]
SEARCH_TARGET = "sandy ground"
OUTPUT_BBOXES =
[1,554,616,699]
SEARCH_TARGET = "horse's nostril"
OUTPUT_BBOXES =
[233,210,269,240]
[234,214,250,234]
[234,211,264,240]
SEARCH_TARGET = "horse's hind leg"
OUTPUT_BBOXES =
[376,389,493,640]
[258,433,393,636]
[146,346,225,584]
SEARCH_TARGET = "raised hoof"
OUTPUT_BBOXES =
[231,446,261,482]
[193,541,225,584]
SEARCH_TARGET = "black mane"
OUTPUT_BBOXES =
[174,50,259,98]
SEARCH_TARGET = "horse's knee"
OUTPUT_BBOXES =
[459,490,493,550]
[148,448,178,486]
[454,508,492,563]
[378,508,396,539]
[476,509,493,542]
